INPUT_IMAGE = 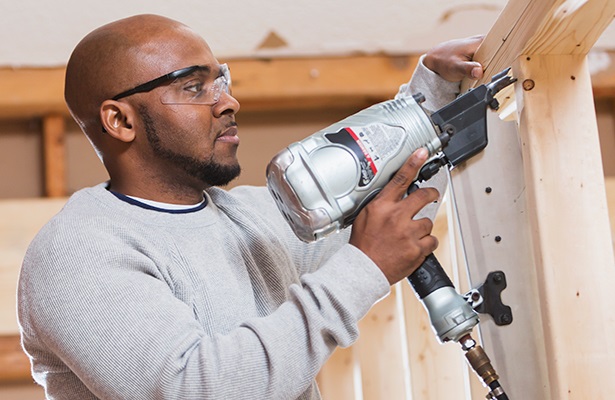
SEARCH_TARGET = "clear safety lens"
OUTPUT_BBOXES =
[160,64,231,105]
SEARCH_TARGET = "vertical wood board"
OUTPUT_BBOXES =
[316,347,356,399]
[355,286,406,400]
[0,198,67,334]
[514,54,615,398]
[42,114,66,197]
[450,113,552,399]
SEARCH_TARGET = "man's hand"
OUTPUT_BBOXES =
[423,35,484,82]
[349,148,439,285]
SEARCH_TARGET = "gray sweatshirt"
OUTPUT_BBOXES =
[18,60,459,400]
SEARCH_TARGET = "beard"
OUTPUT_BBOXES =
[139,106,241,187]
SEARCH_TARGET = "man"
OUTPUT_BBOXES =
[18,14,483,399]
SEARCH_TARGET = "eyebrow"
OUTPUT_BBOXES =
[173,65,229,83]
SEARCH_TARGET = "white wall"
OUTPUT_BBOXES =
[0,0,573,67]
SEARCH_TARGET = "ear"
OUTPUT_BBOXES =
[100,100,136,142]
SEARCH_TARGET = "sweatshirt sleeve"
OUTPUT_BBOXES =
[395,54,461,113]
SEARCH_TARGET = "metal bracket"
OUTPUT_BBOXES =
[474,271,513,326]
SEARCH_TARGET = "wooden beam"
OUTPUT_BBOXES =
[3,51,615,120]
[462,0,615,90]
[42,114,67,197]
[230,55,419,112]
[0,55,418,119]
[0,68,66,119]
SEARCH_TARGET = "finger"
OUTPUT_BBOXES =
[463,35,484,79]
[467,34,485,42]
[404,188,440,216]
[378,148,428,200]
[441,60,483,82]
[460,61,483,80]
[410,217,434,238]
[426,35,485,82]
[418,234,439,256]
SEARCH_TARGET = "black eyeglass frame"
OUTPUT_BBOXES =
[111,65,207,101]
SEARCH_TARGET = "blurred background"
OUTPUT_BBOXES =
[1,1,614,398]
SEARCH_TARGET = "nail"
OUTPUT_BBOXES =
[471,66,481,79]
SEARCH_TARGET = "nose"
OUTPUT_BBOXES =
[213,91,240,117]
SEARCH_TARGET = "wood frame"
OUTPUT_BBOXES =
[458,0,615,398]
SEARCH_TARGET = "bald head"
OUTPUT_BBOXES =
[65,14,211,149]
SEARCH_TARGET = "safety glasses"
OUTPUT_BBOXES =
[111,64,231,105]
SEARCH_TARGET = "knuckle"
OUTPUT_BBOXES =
[425,235,439,254]
[390,170,411,188]
[420,218,434,233]
[409,188,433,204]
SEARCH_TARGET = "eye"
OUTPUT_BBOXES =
[184,81,204,94]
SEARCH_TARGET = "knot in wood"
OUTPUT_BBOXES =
[522,79,535,91]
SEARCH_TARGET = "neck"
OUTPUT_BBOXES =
[107,178,207,205]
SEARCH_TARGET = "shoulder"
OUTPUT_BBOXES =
[21,184,162,274]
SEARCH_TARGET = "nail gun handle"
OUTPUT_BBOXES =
[408,253,454,299]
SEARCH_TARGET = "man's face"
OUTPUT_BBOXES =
[139,103,241,186]
[127,30,242,188]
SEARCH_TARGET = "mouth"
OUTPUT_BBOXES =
[216,123,240,145]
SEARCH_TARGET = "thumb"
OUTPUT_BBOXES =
[467,61,484,80]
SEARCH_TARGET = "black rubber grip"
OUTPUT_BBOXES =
[407,253,454,299]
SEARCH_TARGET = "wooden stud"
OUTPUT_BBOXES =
[0,335,31,384]
[514,54,615,398]
[316,347,356,399]
[42,114,66,197]
[356,286,406,400]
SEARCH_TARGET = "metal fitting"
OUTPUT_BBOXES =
[465,345,499,385]
[458,334,476,351]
